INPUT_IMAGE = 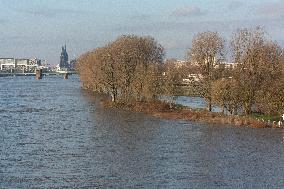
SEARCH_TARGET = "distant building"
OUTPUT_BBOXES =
[0,58,41,72]
[59,45,69,69]
[69,59,76,70]
[165,59,189,68]
[183,74,204,84]
[0,58,15,70]
[29,58,41,67]
[215,62,239,69]
[173,60,188,68]
[58,45,77,70]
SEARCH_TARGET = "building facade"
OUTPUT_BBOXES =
[0,58,42,72]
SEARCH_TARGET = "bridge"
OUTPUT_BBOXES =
[0,70,76,77]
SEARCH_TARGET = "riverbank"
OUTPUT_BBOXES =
[102,99,282,128]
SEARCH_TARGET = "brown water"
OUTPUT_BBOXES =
[1,76,284,188]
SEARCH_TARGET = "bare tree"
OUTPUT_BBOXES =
[76,50,99,90]
[109,35,164,101]
[231,27,283,115]
[188,31,225,111]
[255,44,284,115]
[76,35,165,103]
[211,79,242,115]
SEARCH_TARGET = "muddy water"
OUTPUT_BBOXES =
[1,76,284,188]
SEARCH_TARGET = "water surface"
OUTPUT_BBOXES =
[1,76,284,188]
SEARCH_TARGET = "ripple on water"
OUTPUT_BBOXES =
[1,76,284,188]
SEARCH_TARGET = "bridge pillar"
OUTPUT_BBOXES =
[35,69,43,80]
[64,73,69,79]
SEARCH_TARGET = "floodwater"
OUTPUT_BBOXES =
[161,96,221,112]
[175,96,221,112]
[1,76,284,188]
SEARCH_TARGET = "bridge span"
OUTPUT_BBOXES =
[0,71,76,77]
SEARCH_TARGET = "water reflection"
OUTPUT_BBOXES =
[1,76,284,188]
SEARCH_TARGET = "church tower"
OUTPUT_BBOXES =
[59,45,69,69]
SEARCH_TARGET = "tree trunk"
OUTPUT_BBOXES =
[111,93,115,102]
[232,108,236,115]
[244,102,252,115]
[207,98,212,112]
[111,89,117,102]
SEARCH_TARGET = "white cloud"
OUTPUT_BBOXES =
[171,5,204,17]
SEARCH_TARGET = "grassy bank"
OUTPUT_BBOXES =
[101,99,281,128]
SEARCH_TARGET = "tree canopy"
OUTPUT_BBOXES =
[77,35,165,102]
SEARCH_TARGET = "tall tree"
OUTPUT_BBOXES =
[231,27,283,115]
[76,35,165,102]
[188,31,225,111]
[255,45,284,115]
[76,50,98,90]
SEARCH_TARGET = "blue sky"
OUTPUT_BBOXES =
[0,0,283,64]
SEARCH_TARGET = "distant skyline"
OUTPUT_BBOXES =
[0,0,284,64]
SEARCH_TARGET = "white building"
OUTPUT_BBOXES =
[215,62,239,69]
[183,73,204,84]
[174,60,187,68]
[0,58,41,71]
[0,58,15,70]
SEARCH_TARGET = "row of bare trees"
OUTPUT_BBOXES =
[76,35,166,102]
[188,27,284,115]
[77,27,283,116]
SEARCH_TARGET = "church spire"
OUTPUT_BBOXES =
[59,44,69,69]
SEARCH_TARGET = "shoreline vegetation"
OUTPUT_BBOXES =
[77,27,284,128]
[100,98,280,128]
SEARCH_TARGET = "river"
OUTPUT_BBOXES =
[1,76,284,188]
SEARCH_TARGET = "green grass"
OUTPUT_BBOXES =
[249,113,281,122]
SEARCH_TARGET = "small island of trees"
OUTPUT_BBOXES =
[76,27,284,128]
